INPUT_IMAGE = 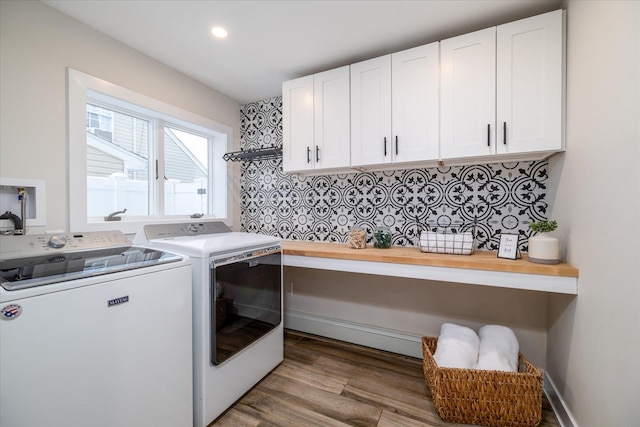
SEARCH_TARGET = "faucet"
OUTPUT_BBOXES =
[104,208,127,221]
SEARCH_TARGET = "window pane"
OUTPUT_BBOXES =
[86,104,150,217]
[86,104,114,141]
[164,127,209,215]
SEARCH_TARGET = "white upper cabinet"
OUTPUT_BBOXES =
[283,67,351,174]
[496,10,564,155]
[282,75,314,172]
[283,10,565,174]
[440,27,496,160]
[440,10,565,162]
[350,55,392,167]
[392,43,440,164]
[314,66,351,170]
[351,42,439,169]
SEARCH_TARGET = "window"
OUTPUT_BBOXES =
[163,127,209,216]
[68,69,233,234]
[85,103,151,217]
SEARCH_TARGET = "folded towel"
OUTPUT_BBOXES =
[476,325,519,372]
[433,323,480,369]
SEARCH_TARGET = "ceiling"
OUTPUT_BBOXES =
[43,0,561,104]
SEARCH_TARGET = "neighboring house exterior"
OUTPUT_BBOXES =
[86,105,207,182]
[164,128,207,182]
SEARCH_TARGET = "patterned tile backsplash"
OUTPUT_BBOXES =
[240,96,548,251]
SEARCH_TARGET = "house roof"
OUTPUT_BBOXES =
[87,131,146,171]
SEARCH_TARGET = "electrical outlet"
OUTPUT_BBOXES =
[285,282,293,295]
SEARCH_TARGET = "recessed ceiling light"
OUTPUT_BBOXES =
[211,27,228,39]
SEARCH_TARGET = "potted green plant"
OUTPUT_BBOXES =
[529,220,557,233]
[528,220,560,264]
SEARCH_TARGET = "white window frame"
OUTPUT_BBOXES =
[68,68,233,235]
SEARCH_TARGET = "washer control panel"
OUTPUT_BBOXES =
[0,231,132,260]
[47,235,67,249]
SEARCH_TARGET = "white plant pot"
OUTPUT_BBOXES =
[528,233,560,264]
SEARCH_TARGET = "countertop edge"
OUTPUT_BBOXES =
[281,240,579,278]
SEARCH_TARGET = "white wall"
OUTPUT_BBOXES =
[548,1,640,425]
[0,0,242,233]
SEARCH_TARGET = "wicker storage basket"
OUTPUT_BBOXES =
[422,337,543,427]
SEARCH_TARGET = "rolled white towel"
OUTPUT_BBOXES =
[433,323,480,369]
[476,325,519,372]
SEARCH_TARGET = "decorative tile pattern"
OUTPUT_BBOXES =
[239,97,548,251]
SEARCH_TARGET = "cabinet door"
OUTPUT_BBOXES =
[282,75,314,172]
[314,66,351,169]
[440,27,496,160]
[392,42,440,163]
[497,10,564,155]
[350,55,392,167]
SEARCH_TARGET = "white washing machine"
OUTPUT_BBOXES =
[0,231,193,427]
[135,221,283,427]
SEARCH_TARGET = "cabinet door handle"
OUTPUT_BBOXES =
[503,122,507,145]
[395,136,398,155]
[316,145,320,162]
[307,146,311,163]
[384,137,387,156]
[487,124,491,147]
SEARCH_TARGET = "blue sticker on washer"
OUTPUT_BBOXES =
[1,304,22,320]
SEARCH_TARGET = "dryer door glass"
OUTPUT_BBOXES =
[211,250,281,365]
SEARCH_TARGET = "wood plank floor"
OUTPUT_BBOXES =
[211,330,560,427]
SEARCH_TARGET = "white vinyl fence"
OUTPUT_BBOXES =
[87,174,208,216]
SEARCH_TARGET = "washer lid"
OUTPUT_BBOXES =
[0,246,182,291]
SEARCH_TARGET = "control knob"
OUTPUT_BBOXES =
[48,235,67,249]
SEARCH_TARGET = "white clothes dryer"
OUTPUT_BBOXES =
[135,221,283,427]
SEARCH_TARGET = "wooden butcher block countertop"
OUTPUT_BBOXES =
[282,240,579,278]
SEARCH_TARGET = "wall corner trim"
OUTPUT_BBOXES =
[544,371,579,427]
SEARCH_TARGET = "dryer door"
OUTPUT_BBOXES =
[210,247,281,365]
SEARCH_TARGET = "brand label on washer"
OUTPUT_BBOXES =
[108,296,129,307]
[1,304,22,320]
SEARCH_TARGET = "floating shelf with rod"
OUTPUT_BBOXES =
[222,147,282,162]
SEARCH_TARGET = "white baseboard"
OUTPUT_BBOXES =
[284,310,423,358]
[544,372,578,427]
